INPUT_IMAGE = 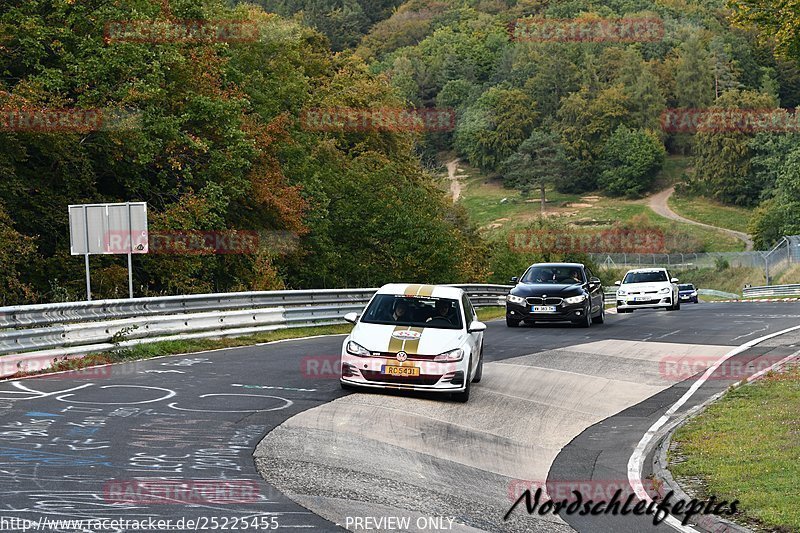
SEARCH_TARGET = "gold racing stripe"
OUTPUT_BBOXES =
[402,326,424,354]
[387,326,425,355]
[416,285,435,297]
[388,326,405,353]
[404,284,422,296]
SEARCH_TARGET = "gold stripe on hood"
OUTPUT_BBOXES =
[388,326,425,354]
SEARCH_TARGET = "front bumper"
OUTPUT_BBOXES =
[505,300,589,322]
[679,293,698,302]
[340,349,468,392]
[616,294,673,309]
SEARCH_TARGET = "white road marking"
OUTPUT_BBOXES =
[627,323,800,532]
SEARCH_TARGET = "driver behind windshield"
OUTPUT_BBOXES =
[391,299,409,322]
[427,299,453,324]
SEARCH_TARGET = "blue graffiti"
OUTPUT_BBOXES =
[0,447,112,467]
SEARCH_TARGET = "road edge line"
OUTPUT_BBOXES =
[627,323,800,532]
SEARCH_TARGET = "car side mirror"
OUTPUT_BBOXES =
[671,278,679,283]
[614,281,621,286]
[510,277,519,284]
[343,312,359,324]
[468,320,487,333]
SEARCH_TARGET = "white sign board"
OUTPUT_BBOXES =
[69,202,148,255]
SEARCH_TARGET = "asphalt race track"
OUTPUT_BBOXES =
[0,303,798,533]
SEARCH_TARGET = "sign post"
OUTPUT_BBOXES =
[68,202,148,301]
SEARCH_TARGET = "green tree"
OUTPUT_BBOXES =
[500,130,570,214]
[454,87,538,171]
[674,34,715,108]
[689,89,778,205]
[598,126,666,198]
[556,84,631,190]
[729,0,800,61]
[0,203,38,305]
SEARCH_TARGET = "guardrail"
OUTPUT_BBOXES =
[0,285,513,378]
[743,284,800,299]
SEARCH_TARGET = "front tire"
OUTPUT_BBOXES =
[506,316,521,327]
[453,374,471,402]
[593,304,605,324]
[617,307,632,314]
[574,306,592,328]
[472,346,484,383]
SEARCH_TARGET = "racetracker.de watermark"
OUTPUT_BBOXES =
[508,229,665,254]
[302,356,460,379]
[1,356,112,380]
[508,479,658,503]
[661,108,800,133]
[103,230,260,255]
[104,20,260,43]
[300,107,456,132]
[0,108,141,132]
[658,353,797,382]
[103,479,261,504]
[509,17,664,43]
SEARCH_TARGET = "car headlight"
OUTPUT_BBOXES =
[433,348,464,362]
[506,294,526,305]
[617,289,627,296]
[346,340,371,357]
[564,294,586,304]
[691,291,697,296]
[659,287,671,294]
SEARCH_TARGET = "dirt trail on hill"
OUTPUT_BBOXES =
[648,187,754,251]
[447,159,462,202]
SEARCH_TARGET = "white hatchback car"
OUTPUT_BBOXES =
[615,268,681,312]
[340,284,486,402]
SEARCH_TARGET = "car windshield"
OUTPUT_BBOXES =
[360,295,463,330]
[623,271,669,284]
[521,266,584,284]
[679,284,695,291]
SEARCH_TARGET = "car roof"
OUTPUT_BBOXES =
[625,268,668,273]
[528,262,585,268]
[376,284,464,299]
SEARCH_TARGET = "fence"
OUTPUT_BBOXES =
[743,284,800,299]
[590,235,800,284]
[0,285,512,378]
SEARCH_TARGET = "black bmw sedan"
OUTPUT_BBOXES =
[505,263,605,328]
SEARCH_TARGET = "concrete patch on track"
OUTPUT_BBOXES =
[255,340,732,532]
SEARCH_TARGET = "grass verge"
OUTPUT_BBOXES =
[669,365,800,531]
[477,306,506,321]
[668,194,754,234]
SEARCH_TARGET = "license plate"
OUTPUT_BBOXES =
[382,366,420,377]
[532,306,557,313]
[633,296,651,302]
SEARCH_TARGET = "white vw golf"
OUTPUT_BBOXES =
[340,284,487,402]
[615,267,681,312]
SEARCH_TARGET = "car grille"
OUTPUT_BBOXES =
[361,370,442,386]
[526,297,563,306]
[629,299,661,305]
